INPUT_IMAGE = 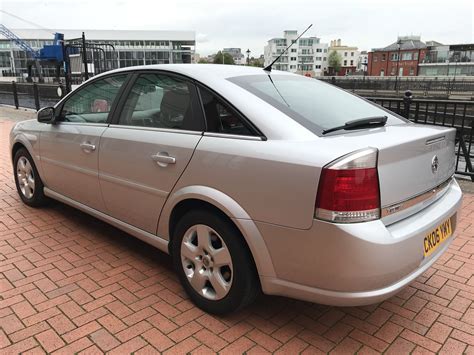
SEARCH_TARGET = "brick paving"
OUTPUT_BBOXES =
[1,116,474,354]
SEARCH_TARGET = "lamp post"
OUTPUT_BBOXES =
[394,39,402,91]
[454,58,458,80]
[246,49,251,66]
[362,59,368,78]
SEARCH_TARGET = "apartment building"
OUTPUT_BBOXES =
[264,30,328,77]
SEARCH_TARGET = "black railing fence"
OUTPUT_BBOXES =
[367,93,474,180]
[0,81,64,110]
[319,77,474,96]
[0,81,472,180]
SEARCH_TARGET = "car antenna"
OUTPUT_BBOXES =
[263,24,313,72]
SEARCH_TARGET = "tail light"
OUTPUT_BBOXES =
[315,148,380,223]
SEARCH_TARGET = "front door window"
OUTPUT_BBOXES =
[60,74,128,123]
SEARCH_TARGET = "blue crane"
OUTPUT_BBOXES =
[0,24,64,81]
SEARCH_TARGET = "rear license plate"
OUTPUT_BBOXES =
[423,217,453,258]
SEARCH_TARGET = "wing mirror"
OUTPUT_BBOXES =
[37,107,55,123]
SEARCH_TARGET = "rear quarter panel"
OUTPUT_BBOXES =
[171,136,321,229]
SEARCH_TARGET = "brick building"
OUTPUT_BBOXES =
[367,36,428,77]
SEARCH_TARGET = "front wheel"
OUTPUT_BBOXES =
[171,209,259,314]
[13,148,48,207]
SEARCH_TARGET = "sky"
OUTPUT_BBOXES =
[1,0,473,56]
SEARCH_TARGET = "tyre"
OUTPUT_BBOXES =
[171,209,259,314]
[13,148,48,207]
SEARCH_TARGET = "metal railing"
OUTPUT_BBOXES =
[319,77,474,96]
[366,94,474,180]
[0,81,64,110]
[0,80,472,181]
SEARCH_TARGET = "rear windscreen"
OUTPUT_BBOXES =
[227,74,406,135]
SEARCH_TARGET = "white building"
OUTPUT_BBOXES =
[358,51,368,72]
[328,39,360,76]
[264,30,328,77]
[222,48,245,65]
[0,29,196,79]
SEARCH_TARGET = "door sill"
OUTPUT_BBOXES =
[43,187,169,254]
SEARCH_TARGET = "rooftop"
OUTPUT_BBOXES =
[0,29,195,41]
[372,38,427,52]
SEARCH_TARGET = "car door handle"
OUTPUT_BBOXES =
[80,143,96,152]
[151,153,176,165]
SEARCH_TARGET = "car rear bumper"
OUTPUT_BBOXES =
[257,178,462,306]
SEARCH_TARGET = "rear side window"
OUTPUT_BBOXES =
[60,74,127,123]
[228,74,406,135]
[198,87,254,136]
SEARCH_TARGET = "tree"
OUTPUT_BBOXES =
[249,56,264,67]
[213,51,235,65]
[328,50,342,74]
[198,58,208,64]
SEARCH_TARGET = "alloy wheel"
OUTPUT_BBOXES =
[16,156,35,199]
[180,224,233,300]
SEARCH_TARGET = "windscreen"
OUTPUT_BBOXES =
[227,74,406,135]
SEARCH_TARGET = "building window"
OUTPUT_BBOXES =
[291,48,297,53]
[290,57,296,61]
[409,67,415,75]
[316,48,322,52]
[344,52,348,56]
[323,57,327,61]
[315,65,321,69]
[315,57,322,61]
[382,54,386,61]
[401,52,413,61]
[324,49,327,53]
[299,39,313,46]
[380,69,385,76]
[373,54,378,62]
[390,53,399,61]
[351,52,354,56]
[413,52,419,60]
[350,60,354,66]
[391,66,396,75]
[290,65,296,69]
[343,60,347,66]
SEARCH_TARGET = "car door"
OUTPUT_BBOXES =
[40,73,129,211]
[98,72,204,234]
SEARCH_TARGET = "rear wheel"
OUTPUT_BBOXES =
[13,148,47,207]
[171,209,259,314]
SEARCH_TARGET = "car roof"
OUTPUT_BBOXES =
[83,64,315,141]
[93,63,294,81]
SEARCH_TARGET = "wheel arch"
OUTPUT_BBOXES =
[158,185,276,278]
[11,141,27,161]
[11,135,42,176]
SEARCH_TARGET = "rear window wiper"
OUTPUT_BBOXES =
[322,116,388,135]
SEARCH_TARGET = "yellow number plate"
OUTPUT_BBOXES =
[423,218,453,258]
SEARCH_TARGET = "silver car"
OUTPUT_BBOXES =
[10,64,462,314]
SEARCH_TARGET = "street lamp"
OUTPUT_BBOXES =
[246,49,251,66]
[394,39,402,90]
[362,59,368,78]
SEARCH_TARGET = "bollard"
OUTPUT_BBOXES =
[403,90,413,119]
[11,81,19,109]
[33,83,40,111]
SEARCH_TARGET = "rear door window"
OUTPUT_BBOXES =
[117,73,204,131]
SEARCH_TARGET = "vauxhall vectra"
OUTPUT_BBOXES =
[10,64,462,314]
